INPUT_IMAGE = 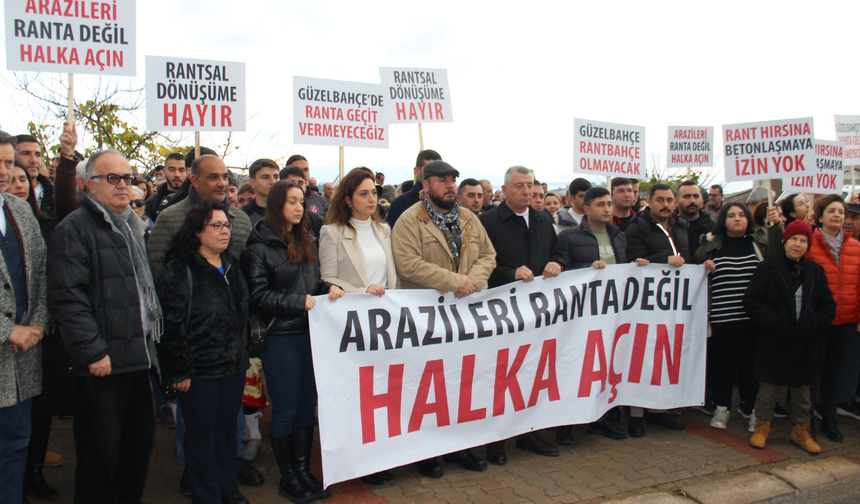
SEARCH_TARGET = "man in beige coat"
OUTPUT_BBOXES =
[391,160,496,478]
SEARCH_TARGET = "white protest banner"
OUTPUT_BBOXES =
[379,67,452,123]
[310,264,707,486]
[722,117,815,182]
[145,56,245,132]
[835,115,860,167]
[574,119,645,179]
[667,126,713,168]
[786,140,845,195]
[293,76,388,149]
[5,0,136,76]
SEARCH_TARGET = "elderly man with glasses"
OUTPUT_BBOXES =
[48,149,160,503]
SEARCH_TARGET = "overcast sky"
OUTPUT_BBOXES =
[1,0,856,192]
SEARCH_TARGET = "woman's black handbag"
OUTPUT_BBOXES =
[247,313,274,356]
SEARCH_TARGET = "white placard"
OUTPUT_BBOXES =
[5,0,136,76]
[667,126,714,168]
[310,264,706,486]
[379,67,453,123]
[574,119,646,179]
[786,140,845,195]
[145,56,245,132]
[722,117,815,182]
[293,76,389,149]
[835,115,860,167]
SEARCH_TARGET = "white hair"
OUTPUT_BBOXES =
[128,186,144,200]
[503,166,534,187]
[76,160,88,180]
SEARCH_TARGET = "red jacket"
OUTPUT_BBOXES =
[806,229,860,326]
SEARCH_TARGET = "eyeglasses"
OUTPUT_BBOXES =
[131,200,145,207]
[91,174,135,185]
[208,221,233,232]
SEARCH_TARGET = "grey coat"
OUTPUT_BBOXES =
[0,195,48,408]
[147,186,252,280]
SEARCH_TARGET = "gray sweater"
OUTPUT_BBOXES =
[147,186,252,281]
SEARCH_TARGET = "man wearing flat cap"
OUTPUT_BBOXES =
[391,160,497,478]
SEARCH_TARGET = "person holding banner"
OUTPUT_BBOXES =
[391,160,496,478]
[694,202,782,431]
[624,184,690,436]
[556,186,648,444]
[241,181,344,502]
[805,195,860,443]
[318,167,399,486]
[745,221,835,453]
[479,165,564,464]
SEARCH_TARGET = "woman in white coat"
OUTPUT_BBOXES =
[319,167,398,485]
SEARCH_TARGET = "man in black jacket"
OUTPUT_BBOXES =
[479,165,564,465]
[624,183,690,436]
[241,158,280,225]
[675,180,715,254]
[144,152,187,221]
[15,134,55,219]
[48,150,158,504]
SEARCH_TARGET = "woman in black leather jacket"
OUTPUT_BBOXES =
[240,181,343,503]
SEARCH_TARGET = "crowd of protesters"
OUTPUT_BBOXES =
[1,120,859,504]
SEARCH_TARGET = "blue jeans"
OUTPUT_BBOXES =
[260,334,317,437]
[178,372,245,503]
[176,403,244,468]
[0,398,31,504]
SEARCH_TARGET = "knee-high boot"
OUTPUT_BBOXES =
[270,435,316,504]
[293,425,331,499]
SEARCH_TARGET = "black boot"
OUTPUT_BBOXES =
[555,425,574,445]
[25,463,59,501]
[819,417,844,443]
[271,435,316,504]
[293,426,331,499]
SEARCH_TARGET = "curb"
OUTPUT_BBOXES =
[608,456,860,504]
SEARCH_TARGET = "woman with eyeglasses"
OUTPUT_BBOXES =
[241,181,343,503]
[156,201,251,504]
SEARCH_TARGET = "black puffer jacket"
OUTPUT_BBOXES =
[241,221,333,336]
[625,207,691,263]
[557,217,627,269]
[156,248,249,384]
[48,197,157,377]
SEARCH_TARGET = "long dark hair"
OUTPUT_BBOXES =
[10,164,44,220]
[325,167,381,230]
[263,181,315,266]
[168,201,228,256]
[781,193,801,225]
[712,201,756,236]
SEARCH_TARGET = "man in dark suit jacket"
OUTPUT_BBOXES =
[479,165,564,465]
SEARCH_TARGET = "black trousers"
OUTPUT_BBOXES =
[178,372,245,504]
[816,323,855,419]
[707,322,758,409]
[72,369,154,504]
